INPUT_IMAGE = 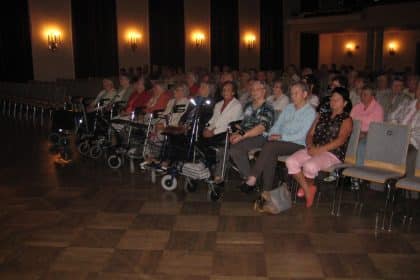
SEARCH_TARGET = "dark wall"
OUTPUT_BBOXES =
[260,0,284,70]
[0,0,33,82]
[300,32,319,69]
[71,0,119,78]
[149,0,185,70]
[211,0,239,70]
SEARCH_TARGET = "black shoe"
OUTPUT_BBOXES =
[239,182,255,194]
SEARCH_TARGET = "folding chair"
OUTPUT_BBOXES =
[342,122,409,230]
[389,150,420,231]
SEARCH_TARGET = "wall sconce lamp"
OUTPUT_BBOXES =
[192,32,205,48]
[388,41,398,56]
[244,33,256,50]
[46,30,62,52]
[345,42,358,57]
[127,31,142,52]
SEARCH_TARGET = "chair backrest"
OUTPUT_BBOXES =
[415,151,420,178]
[344,119,361,165]
[364,122,410,175]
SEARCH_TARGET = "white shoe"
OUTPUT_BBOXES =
[139,161,150,170]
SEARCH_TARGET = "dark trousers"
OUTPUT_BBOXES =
[250,140,303,190]
[197,133,227,177]
[229,136,267,178]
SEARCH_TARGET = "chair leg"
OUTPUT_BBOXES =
[40,108,44,127]
[13,102,17,118]
[382,182,392,231]
[292,179,298,204]
[336,178,345,217]
[316,191,322,208]
[388,187,399,232]
[330,173,341,215]
[357,182,366,216]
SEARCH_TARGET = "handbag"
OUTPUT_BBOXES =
[254,183,292,214]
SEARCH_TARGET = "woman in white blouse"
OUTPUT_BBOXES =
[200,81,243,183]
[266,80,289,118]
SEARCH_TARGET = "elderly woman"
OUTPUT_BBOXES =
[240,81,316,193]
[186,72,199,97]
[302,74,320,108]
[180,80,216,131]
[140,83,189,168]
[156,81,215,168]
[119,77,152,117]
[199,81,243,183]
[113,74,135,104]
[286,87,353,208]
[349,76,367,106]
[350,85,384,166]
[87,78,117,113]
[229,80,275,187]
[266,80,289,118]
[144,81,172,114]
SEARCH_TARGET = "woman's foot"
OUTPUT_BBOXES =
[297,187,304,198]
[212,176,223,184]
[239,182,255,194]
[305,185,317,208]
[139,160,151,170]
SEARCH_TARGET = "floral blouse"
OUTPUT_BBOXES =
[240,101,275,132]
[313,111,351,161]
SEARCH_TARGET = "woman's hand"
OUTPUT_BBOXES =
[230,134,243,144]
[155,122,165,131]
[203,128,214,138]
[268,134,281,141]
[307,146,324,156]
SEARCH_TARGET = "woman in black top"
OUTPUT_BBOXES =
[286,87,353,208]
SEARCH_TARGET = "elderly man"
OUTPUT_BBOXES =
[377,76,412,120]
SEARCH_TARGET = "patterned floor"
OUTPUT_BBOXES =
[0,119,419,279]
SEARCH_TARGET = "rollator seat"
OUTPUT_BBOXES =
[110,119,131,125]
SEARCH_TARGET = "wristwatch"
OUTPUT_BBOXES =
[238,129,245,136]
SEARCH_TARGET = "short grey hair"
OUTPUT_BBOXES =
[290,81,309,93]
[173,82,190,97]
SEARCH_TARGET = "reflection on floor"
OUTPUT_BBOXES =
[0,118,419,279]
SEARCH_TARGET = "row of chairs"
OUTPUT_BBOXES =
[247,120,416,232]
[312,121,414,232]
[0,79,102,125]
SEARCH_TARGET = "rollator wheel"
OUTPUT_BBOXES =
[161,174,177,191]
[48,132,60,144]
[89,145,103,159]
[108,154,123,169]
[184,179,198,193]
[77,141,90,156]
